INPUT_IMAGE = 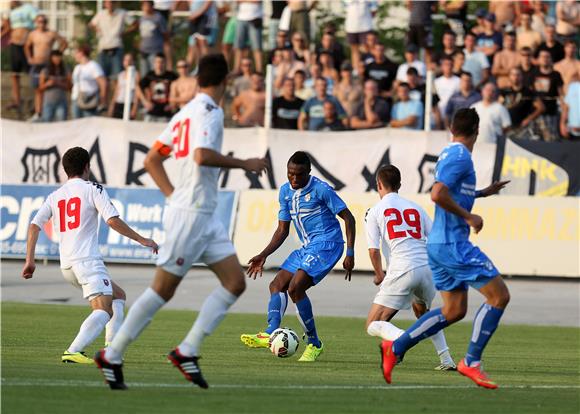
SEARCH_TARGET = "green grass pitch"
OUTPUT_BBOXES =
[2,302,579,414]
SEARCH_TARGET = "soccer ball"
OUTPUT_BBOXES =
[269,328,299,358]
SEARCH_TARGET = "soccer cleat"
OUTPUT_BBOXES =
[61,351,94,364]
[457,359,498,389]
[434,362,457,371]
[240,332,270,348]
[167,348,209,389]
[298,342,324,362]
[379,340,398,384]
[94,349,127,390]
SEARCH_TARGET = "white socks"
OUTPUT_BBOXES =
[367,321,405,341]
[105,288,166,364]
[430,331,455,365]
[105,299,125,344]
[178,286,238,357]
[68,309,110,353]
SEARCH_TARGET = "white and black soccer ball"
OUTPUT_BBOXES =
[269,328,299,358]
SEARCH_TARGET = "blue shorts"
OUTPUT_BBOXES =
[280,241,343,285]
[427,241,499,292]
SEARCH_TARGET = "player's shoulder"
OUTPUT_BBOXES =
[311,176,335,194]
[440,143,472,163]
[279,182,291,197]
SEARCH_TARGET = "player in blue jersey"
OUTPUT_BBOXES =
[379,108,510,389]
[241,151,356,362]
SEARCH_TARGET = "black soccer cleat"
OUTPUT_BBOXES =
[167,348,209,389]
[94,349,128,390]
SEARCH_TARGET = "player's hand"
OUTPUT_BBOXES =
[481,180,510,197]
[466,213,484,234]
[373,272,385,286]
[343,255,354,282]
[243,158,270,176]
[140,238,159,254]
[247,254,266,279]
[22,261,36,279]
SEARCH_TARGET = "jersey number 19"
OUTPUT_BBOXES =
[57,197,81,232]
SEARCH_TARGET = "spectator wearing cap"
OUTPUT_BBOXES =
[334,61,363,117]
[434,56,460,117]
[344,0,377,71]
[499,67,544,138]
[389,82,423,130]
[315,29,345,72]
[316,100,347,131]
[272,77,304,130]
[532,50,564,141]
[471,82,512,144]
[463,32,490,89]
[405,0,436,65]
[432,30,457,70]
[299,77,347,131]
[560,71,580,140]
[351,79,390,129]
[554,40,580,92]
[471,8,488,36]
[364,43,399,99]
[293,69,313,101]
[440,0,468,46]
[535,25,565,65]
[489,0,521,29]
[445,71,482,126]
[491,31,520,89]
[516,11,543,53]
[476,13,502,65]
[518,46,537,89]
[395,44,426,83]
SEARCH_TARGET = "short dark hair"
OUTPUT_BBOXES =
[294,69,306,77]
[398,82,410,89]
[62,147,90,177]
[197,53,229,87]
[440,56,453,63]
[443,30,456,38]
[563,39,576,47]
[155,52,166,60]
[376,165,401,191]
[465,31,477,39]
[450,108,479,138]
[77,44,91,57]
[406,67,419,76]
[460,70,473,78]
[288,151,311,170]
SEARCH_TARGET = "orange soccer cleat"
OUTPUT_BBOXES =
[379,340,398,384]
[457,359,498,389]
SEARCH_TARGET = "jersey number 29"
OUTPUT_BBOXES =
[384,208,422,240]
[57,197,81,232]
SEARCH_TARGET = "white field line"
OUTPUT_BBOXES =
[2,378,579,390]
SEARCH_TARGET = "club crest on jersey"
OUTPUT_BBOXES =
[103,279,109,286]
[305,193,311,202]
[176,257,185,266]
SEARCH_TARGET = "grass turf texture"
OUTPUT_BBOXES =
[2,302,579,414]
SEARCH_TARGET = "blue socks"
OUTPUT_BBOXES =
[465,304,504,366]
[265,292,288,334]
[393,308,449,356]
[296,296,321,347]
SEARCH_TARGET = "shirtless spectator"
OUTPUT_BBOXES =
[489,0,520,29]
[535,25,564,65]
[108,53,140,119]
[516,11,542,53]
[272,77,304,130]
[2,1,38,112]
[232,73,266,127]
[169,60,198,110]
[556,0,580,41]
[334,61,363,117]
[491,31,519,89]
[350,79,390,130]
[554,41,580,93]
[24,14,67,121]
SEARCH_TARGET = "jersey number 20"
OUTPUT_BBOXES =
[384,208,422,240]
[172,118,190,159]
[57,197,81,232]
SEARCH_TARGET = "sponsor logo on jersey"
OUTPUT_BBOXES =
[103,279,110,286]
[176,257,184,266]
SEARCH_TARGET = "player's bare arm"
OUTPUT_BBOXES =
[144,144,174,197]
[476,180,510,198]
[431,182,483,233]
[106,217,159,253]
[194,147,269,175]
[21,224,41,279]
[368,248,385,286]
[247,220,291,279]
[338,208,356,281]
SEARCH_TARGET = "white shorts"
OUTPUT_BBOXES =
[373,264,436,310]
[157,206,236,277]
[61,259,113,300]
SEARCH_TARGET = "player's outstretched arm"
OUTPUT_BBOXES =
[106,217,159,253]
[194,148,269,175]
[22,224,41,279]
[144,144,174,197]
[476,180,510,198]
[247,220,291,279]
[431,182,484,233]
[338,208,356,281]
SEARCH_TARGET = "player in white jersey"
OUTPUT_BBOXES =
[364,165,456,371]
[95,53,269,390]
[22,147,159,364]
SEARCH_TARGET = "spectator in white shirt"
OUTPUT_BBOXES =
[434,56,460,117]
[395,44,426,83]
[344,0,377,71]
[471,82,511,144]
[463,31,490,89]
[71,45,107,119]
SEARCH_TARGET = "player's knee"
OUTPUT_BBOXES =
[269,279,280,294]
[224,278,246,297]
[443,306,467,323]
[287,285,304,303]
[492,289,510,309]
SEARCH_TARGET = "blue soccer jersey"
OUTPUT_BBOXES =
[428,142,477,245]
[278,176,346,246]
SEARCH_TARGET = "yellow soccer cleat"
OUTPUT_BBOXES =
[62,351,94,364]
[240,332,270,348]
[298,342,324,362]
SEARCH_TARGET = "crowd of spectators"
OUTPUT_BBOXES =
[2,0,580,142]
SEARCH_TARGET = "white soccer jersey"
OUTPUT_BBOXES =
[365,193,432,279]
[31,178,119,268]
[156,92,224,213]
